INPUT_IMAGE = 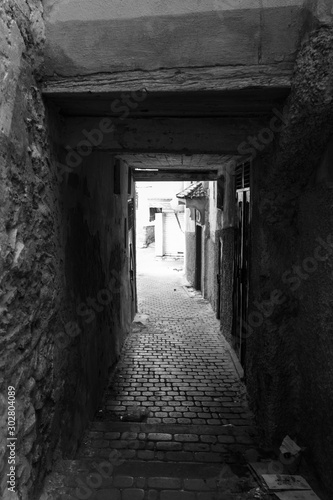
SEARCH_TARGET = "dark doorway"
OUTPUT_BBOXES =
[195,222,202,291]
[216,238,222,320]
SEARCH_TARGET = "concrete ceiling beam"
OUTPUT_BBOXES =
[43,1,304,77]
[133,170,218,181]
[63,116,267,155]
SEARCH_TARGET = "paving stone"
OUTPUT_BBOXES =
[200,435,217,444]
[148,477,182,489]
[156,442,182,451]
[105,432,121,439]
[197,493,216,500]
[217,436,235,444]
[148,433,172,441]
[165,451,193,462]
[90,440,110,448]
[162,418,177,424]
[137,450,155,460]
[183,443,210,452]
[194,452,222,463]
[89,431,103,438]
[135,477,146,488]
[122,432,138,440]
[160,491,196,500]
[121,450,137,459]
[113,476,134,488]
[109,440,129,449]
[95,488,121,500]
[183,478,210,491]
[122,488,145,500]
[174,434,199,442]
[147,490,159,500]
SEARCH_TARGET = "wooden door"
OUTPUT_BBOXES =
[232,163,251,369]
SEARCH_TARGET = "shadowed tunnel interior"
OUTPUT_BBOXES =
[1,1,333,499]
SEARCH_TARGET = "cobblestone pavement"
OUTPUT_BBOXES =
[101,248,252,427]
[40,248,267,500]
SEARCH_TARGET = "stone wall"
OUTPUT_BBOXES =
[219,228,235,346]
[202,182,220,314]
[0,2,61,498]
[185,231,196,287]
[184,206,196,288]
[246,16,333,492]
[0,3,133,498]
[203,235,217,312]
[55,153,133,461]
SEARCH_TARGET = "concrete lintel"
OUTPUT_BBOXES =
[43,2,304,77]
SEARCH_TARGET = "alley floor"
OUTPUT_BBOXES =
[40,247,308,500]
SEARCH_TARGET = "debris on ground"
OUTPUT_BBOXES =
[247,441,323,500]
[119,405,150,422]
[248,460,285,478]
[280,436,302,457]
[261,474,311,491]
[279,435,303,474]
[247,471,322,500]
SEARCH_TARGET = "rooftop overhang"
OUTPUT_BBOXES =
[176,181,208,223]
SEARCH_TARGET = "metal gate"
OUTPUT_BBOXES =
[232,162,251,370]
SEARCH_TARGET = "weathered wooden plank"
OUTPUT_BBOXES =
[43,64,293,96]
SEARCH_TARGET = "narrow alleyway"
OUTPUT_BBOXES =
[4,2,333,499]
[103,246,254,430]
[39,246,329,500]
[41,247,265,500]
